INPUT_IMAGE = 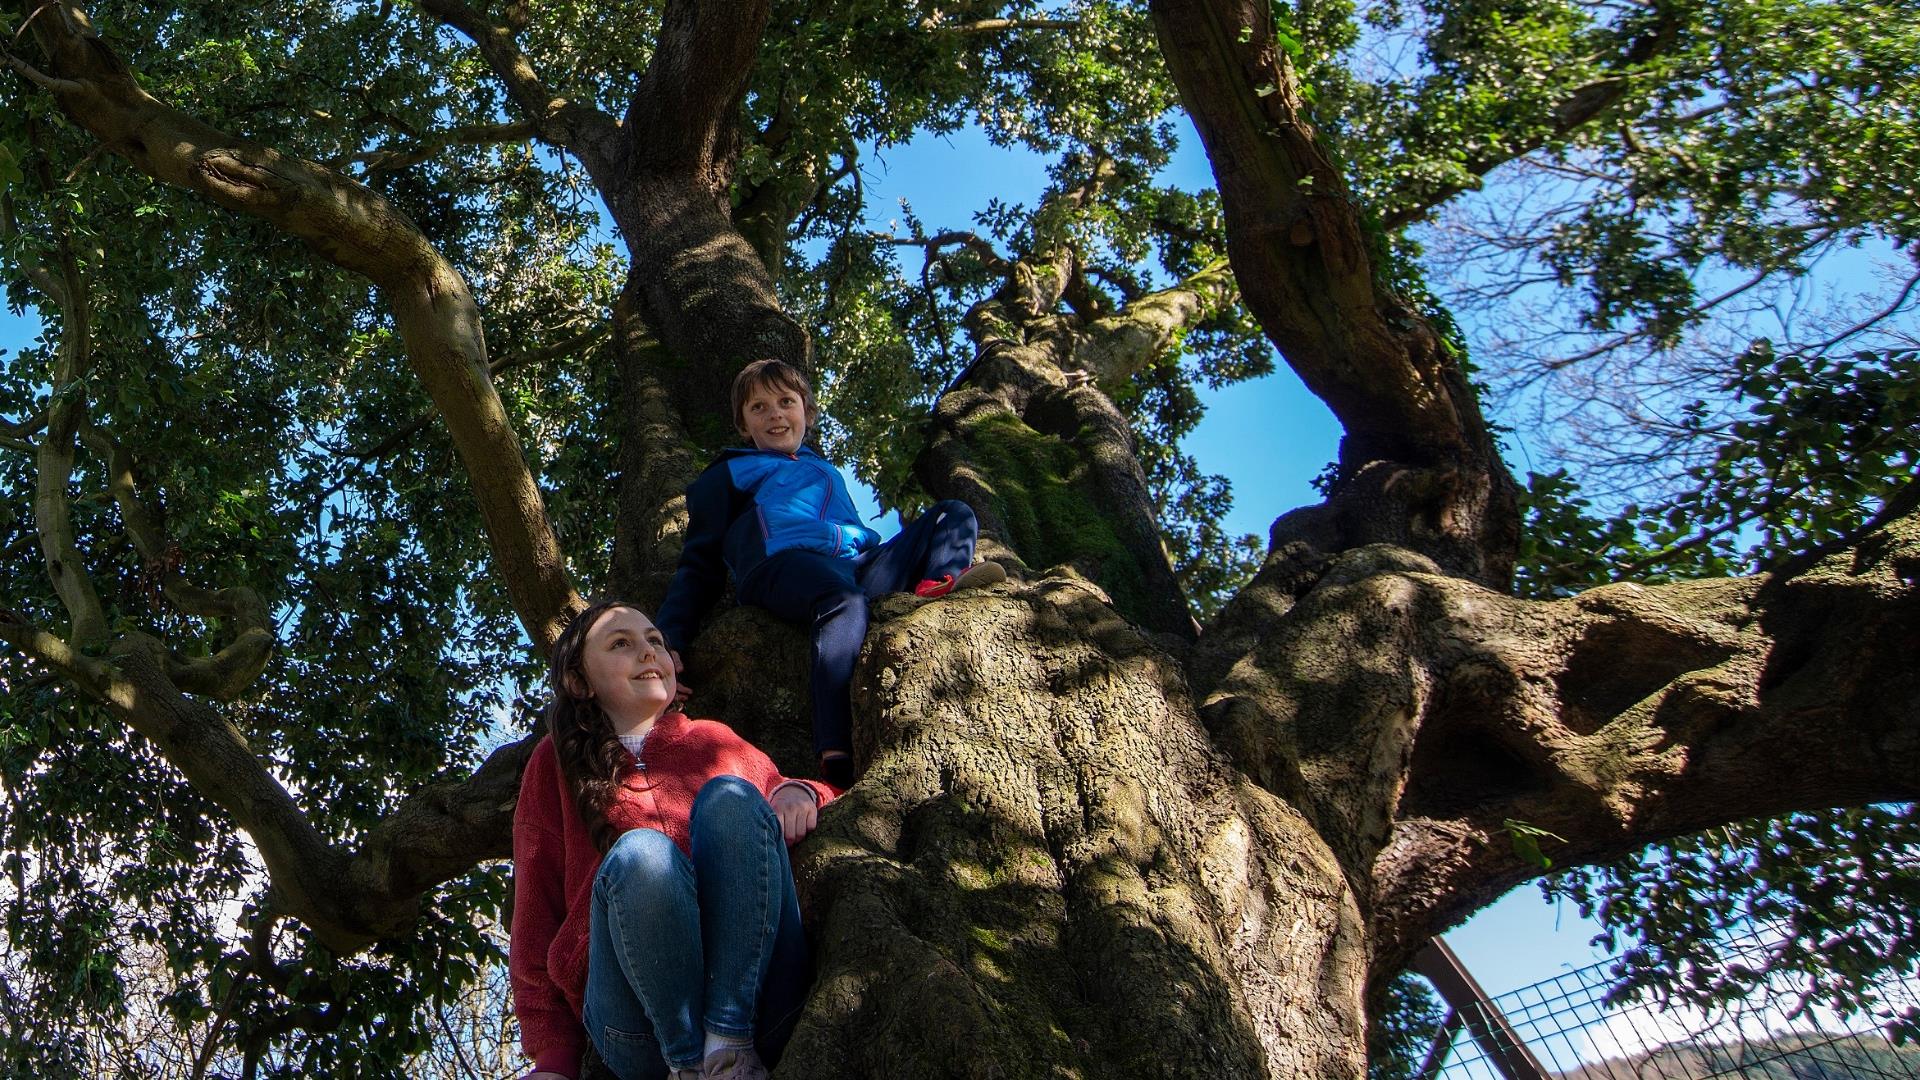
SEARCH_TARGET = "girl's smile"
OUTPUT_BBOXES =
[577,606,678,736]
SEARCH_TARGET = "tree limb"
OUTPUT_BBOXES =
[1191,508,1920,976]
[1070,257,1235,386]
[0,601,540,951]
[21,0,581,651]
[1149,0,1518,584]
[0,606,114,698]
[1379,9,1683,231]
[921,17,1082,34]
[10,133,108,647]
[597,0,808,451]
[889,230,1012,275]
[80,423,274,700]
[408,0,620,165]
[621,0,773,184]
[333,118,538,175]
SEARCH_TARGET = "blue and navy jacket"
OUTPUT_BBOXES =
[654,445,882,651]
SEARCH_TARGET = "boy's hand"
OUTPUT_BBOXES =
[770,784,819,843]
[670,649,691,705]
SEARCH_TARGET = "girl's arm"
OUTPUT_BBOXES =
[508,752,586,1080]
[705,721,837,839]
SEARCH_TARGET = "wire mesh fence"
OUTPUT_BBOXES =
[1395,926,1920,1080]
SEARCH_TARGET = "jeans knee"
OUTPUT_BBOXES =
[692,775,775,836]
[596,828,683,897]
[931,499,975,527]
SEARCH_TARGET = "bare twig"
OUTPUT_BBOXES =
[1809,268,1920,355]
[0,46,85,92]
[887,230,1010,273]
[922,17,1081,33]
[332,119,539,175]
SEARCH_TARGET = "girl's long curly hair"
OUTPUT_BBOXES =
[546,599,643,853]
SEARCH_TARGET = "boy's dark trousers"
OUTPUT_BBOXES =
[736,500,978,766]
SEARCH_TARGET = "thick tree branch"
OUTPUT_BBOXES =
[0,605,539,952]
[914,269,1198,639]
[1379,10,1683,231]
[1070,257,1235,386]
[621,0,772,184]
[0,606,113,697]
[1149,0,1518,584]
[0,411,48,441]
[1193,508,1919,980]
[594,0,806,460]
[21,0,581,651]
[8,148,108,647]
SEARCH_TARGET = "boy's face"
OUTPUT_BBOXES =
[739,380,809,454]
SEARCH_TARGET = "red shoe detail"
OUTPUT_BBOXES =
[915,575,956,598]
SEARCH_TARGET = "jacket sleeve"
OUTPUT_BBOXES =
[509,746,585,1079]
[834,522,882,558]
[655,464,732,653]
[824,463,882,556]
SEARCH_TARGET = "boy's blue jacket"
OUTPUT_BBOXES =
[654,445,882,651]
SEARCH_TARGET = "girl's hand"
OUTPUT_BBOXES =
[770,784,819,843]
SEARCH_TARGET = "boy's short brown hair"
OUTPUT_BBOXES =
[731,359,818,435]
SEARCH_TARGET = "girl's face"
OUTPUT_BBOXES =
[572,606,677,734]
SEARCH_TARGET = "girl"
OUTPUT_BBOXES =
[511,599,834,1080]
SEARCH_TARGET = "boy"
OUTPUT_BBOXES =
[655,359,1004,788]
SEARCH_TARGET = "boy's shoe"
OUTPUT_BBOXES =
[702,1046,769,1080]
[913,560,1007,598]
[820,753,856,790]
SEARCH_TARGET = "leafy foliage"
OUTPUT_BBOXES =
[1514,345,1920,599]
[1366,971,1450,1080]
[1545,805,1920,1045]
[1509,341,1920,1047]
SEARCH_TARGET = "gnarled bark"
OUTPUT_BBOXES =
[1196,515,1920,982]
[785,581,1368,1077]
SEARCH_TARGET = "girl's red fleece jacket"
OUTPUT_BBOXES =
[509,712,836,1078]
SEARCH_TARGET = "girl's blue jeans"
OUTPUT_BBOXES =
[583,776,810,1077]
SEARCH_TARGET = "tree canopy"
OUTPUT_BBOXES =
[0,0,1914,1076]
